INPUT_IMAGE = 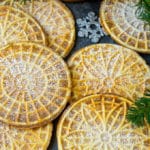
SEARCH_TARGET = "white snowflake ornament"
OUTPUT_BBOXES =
[77,12,107,43]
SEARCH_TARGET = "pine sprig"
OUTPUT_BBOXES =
[135,0,150,24]
[127,93,150,127]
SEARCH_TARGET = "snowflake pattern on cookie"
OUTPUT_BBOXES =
[77,12,107,43]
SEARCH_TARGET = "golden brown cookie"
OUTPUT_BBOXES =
[0,5,47,48]
[0,122,53,150]
[57,94,150,150]
[2,0,75,57]
[0,42,71,128]
[100,0,150,53]
[68,44,150,103]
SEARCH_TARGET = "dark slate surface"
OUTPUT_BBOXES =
[48,0,150,149]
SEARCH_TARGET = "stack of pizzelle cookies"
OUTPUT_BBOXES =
[58,44,150,150]
[57,0,150,150]
[1,0,75,57]
[0,0,75,149]
[0,0,150,150]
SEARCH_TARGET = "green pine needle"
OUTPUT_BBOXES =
[135,0,150,24]
[127,93,150,127]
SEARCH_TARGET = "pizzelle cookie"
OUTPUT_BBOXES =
[2,0,75,57]
[0,5,46,47]
[0,122,52,150]
[57,94,150,150]
[68,44,150,103]
[0,42,71,128]
[100,0,150,53]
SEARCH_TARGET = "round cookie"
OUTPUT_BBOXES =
[0,5,47,47]
[0,42,71,128]
[2,0,75,57]
[100,0,150,53]
[57,94,150,150]
[0,122,53,150]
[68,44,150,103]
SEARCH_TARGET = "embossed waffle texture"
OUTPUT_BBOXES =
[0,122,52,150]
[2,0,75,57]
[57,94,150,150]
[68,44,150,102]
[0,5,46,47]
[100,0,150,53]
[0,42,71,128]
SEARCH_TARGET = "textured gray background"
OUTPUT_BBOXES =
[48,0,150,149]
